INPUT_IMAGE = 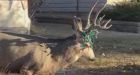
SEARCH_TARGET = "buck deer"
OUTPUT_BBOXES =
[0,0,111,75]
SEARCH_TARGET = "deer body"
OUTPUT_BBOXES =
[0,0,112,75]
[35,37,87,75]
[0,32,50,73]
[0,32,95,75]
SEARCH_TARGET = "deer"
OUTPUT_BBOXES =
[0,0,112,75]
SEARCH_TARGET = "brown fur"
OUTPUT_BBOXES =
[0,32,95,75]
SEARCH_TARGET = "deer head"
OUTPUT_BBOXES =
[72,0,112,61]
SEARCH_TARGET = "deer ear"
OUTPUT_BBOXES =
[73,16,83,37]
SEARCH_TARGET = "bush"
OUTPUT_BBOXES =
[102,1,140,22]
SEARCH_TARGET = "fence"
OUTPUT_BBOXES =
[38,0,106,13]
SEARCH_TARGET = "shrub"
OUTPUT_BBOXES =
[102,1,140,22]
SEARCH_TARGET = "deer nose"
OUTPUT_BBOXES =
[89,57,96,61]
[85,43,91,48]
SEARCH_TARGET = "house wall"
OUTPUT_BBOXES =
[0,0,31,34]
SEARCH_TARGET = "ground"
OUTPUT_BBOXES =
[1,23,140,75]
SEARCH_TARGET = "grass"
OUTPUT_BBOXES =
[95,37,140,54]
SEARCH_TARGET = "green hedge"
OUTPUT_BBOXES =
[102,1,140,22]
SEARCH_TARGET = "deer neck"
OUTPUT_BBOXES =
[50,35,82,68]
[57,42,81,68]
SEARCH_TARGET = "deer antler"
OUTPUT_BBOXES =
[85,0,98,30]
[85,0,112,30]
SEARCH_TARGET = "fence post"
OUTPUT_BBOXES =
[76,0,80,17]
